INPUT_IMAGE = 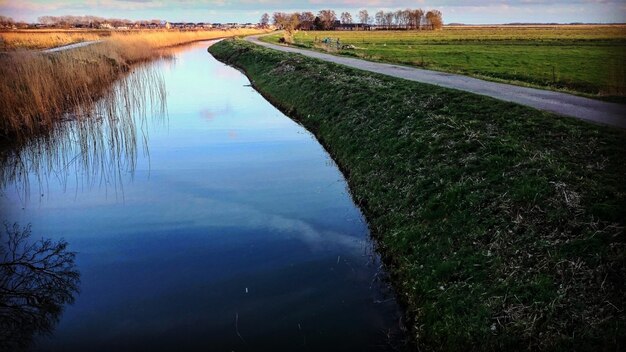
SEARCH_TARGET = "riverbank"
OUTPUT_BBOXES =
[209,39,626,350]
[0,29,266,143]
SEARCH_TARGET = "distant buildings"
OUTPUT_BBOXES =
[17,17,263,30]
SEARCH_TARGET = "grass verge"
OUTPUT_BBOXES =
[209,38,626,351]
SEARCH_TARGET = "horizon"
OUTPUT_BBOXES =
[1,0,625,25]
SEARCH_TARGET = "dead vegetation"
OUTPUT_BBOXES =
[0,29,266,143]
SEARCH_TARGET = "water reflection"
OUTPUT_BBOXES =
[0,63,166,202]
[0,52,166,350]
[0,223,79,351]
[0,41,406,351]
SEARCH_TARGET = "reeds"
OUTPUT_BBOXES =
[0,30,107,51]
[0,63,167,199]
[0,28,266,143]
[0,28,265,51]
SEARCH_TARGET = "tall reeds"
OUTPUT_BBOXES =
[0,28,265,143]
[0,30,106,51]
[0,63,167,199]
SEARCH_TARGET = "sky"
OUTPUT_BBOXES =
[1,0,625,24]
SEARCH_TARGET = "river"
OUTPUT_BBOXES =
[0,41,404,351]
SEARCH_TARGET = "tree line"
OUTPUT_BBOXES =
[261,8,443,32]
[36,15,164,28]
[0,15,28,29]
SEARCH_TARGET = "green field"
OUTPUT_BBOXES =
[261,26,626,100]
[210,38,626,350]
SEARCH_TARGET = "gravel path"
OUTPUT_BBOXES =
[43,40,102,53]
[246,35,626,129]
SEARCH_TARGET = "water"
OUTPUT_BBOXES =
[0,41,404,351]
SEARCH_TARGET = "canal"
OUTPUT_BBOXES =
[0,41,404,351]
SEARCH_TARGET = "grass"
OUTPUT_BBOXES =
[261,25,626,100]
[0,29,266,142]
[209,38,626,350]
[0,29,108,51]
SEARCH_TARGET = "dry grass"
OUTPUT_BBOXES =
[0,30,108,51]
[0,28,266,51]
[108,29,265,49]
[0,28,267,142]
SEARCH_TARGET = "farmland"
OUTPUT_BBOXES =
[261,25,626,100]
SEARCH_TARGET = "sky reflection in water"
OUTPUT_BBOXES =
[0,41,403,351]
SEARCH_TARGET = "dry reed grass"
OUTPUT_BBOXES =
[0,28,266,143]
[0,30,107,51]
[0,28,266,51]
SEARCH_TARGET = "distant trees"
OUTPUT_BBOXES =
[263,7,442,31]
[272,12,300,43]
[409,9,424,29]
[358,10,370,25]
[340,12,353,24]
[0,15,14,28]
[317,10,337,30]
[299,12,315,30]
[383,12,394,29]
[36,15,144,28]
[260,13,270,28]
[425,10,444,30]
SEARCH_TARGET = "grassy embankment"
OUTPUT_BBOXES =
[261,26,626,101]
[0,29,266,142]
[209,39,626,350]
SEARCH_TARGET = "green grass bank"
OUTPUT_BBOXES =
[209,39,626,350]
[261,26,626,102]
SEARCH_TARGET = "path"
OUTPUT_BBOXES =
[43,40,102,53]
[246,34,626,128]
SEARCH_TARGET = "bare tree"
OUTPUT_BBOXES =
[273,12,300,43]
[375,11,384,27]
[358,9,370,25]
[409,9,424,30]
[393,10,402,29]
[299,12,315,30]
[425,10,443,30]
[272,12,287,29]
[399,9,411,29]
[317,9,337,30]
[0,223,79,351]
[260,13,270,28]
[0,16,15,28]
[384,12,394,30]
[340,12,353,25]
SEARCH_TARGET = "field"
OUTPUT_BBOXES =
[0,28,266,142]
[210,38,626,350]
[262,26,626,100]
